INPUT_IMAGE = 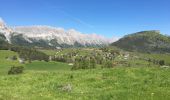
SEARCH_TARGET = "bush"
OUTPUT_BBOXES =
[103,60,114,68]
[12,55,17,60]
[159,60,165,66]
[8,66,24,75]
[72,57,97,70]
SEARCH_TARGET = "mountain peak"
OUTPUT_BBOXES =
[0,18,6,28]
[123,30,161,38]
[137,30,160,34]
[0,18,12,42]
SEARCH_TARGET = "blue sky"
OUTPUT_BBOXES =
[0,0,170,38]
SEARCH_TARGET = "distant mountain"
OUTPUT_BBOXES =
[0,18,13,42]
[0,18,111,48]
[0,32,7,44]
[112,30,170,53]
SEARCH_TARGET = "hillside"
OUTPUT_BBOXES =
[112,30,170,53]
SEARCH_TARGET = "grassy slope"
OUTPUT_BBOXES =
[0,50,23,75]
[0,50,71,75]
[130,52,170,65]
[0,67,170,100]
[112,31,170,53]
[141,53,170,65]
[0,50,170,100]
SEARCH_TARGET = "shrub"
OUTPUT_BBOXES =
[8,66,24,75]
[12,55,17,60]
[159,60,165,66]
[72,57,97,70]
[103,60,114,68]
[89,57,96,68]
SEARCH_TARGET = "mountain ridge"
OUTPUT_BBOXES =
[0,18,113,48]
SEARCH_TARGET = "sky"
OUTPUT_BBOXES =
[0,0,170,38]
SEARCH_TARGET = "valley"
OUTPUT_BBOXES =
[0,11,170,99]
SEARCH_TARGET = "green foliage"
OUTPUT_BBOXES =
[0,50,23,75]
[81,58,89,69]
[1,48,170,99]
[10,46,49,62]
[72,56,97,70]
[39,49,58,55]
[138,53,170,65]
[103,60,114,68]
[8,66,24,75]
[0,35,49,62]
[90,57,96,69]
[11,55,17,60]
[159,60,165,66]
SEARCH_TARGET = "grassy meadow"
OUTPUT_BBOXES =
[0,67,170,100]
[0,50,170,100]
[0,50,23,75]
[140,53,170,65]
[25,61,71,71]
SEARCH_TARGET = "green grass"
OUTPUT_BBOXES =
[0,50,71,75]
[25,61,71,71]
[0,50,170,99]
[0,67,170,100]
[0,50,23,75]
[139,53,170,65]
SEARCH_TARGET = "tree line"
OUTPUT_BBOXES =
[0,42,49,62]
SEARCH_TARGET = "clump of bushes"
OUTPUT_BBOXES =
[8,66,24,75]
[159,60,165,66]
[146,58,166,66]
[71,56,96,70]
[102,60,114,68]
